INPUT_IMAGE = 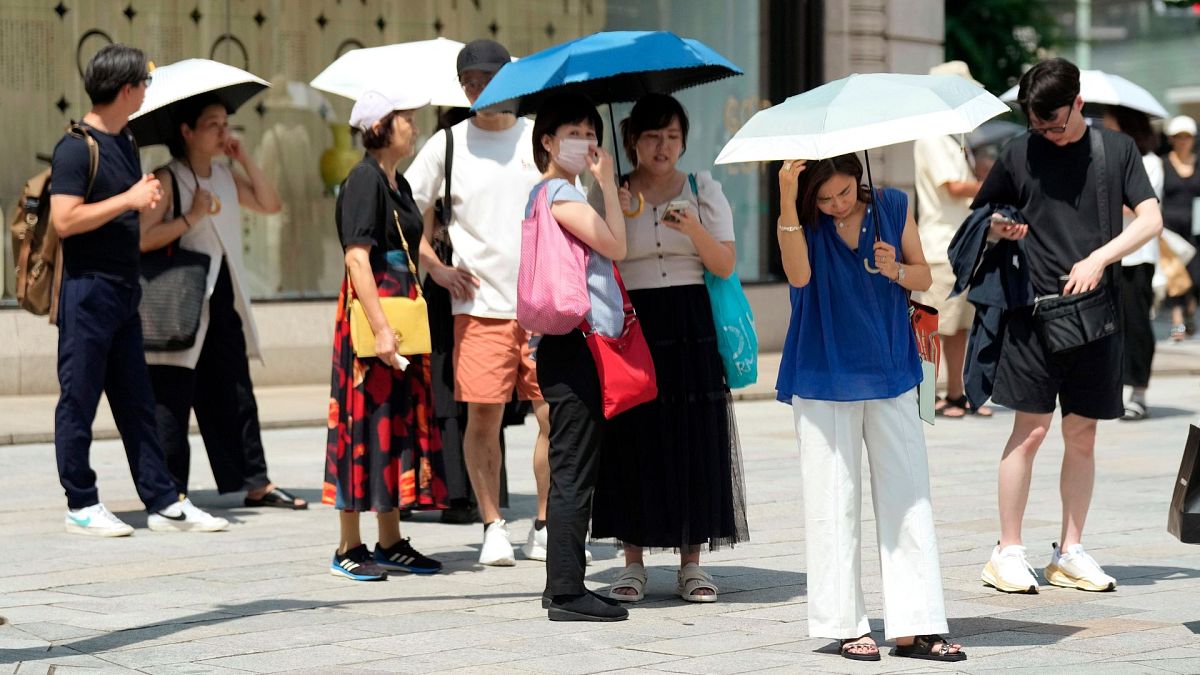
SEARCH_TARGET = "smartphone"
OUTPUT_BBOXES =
[664,199,690,221]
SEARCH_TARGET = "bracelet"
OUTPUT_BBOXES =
[181,213,192,228]
[777,223,803,233]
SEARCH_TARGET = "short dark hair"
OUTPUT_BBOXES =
[1018,57,1080,122]
[531,93,603,173]
[1105,105,1156,155]
[355,110,401,150]
[795,154,873,228]
[165,94,230,159]
[84,43,149,105]
[621,94,690,167]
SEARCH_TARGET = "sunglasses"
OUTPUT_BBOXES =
[1029,106,1072,136]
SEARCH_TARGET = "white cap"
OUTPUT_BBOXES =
[349,88,430,131]
[1166,115,1197,137]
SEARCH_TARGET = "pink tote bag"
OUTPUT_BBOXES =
[516,184,591,335]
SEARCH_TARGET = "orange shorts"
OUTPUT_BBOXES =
[453,315,542,403]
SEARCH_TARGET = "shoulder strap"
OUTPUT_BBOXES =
[164,167,181,219]
[1090,129,1118,290]
[687,172,708,228]
[393,210,423,299]
[67,123,100,201]
[442,127,454,225]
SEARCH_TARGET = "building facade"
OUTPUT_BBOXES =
[0,0,943,394]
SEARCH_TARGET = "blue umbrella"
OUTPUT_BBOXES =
[471,31,742,117]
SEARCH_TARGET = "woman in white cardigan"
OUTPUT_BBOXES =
[139,94,303,510]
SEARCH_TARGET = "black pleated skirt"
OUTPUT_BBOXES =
[590,283,749,550]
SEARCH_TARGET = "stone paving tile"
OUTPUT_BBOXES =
[197,644,384,673]
[645,648,803,674]
[507,647,682,674]
[96,641,248,669]
[1,645,129,672]
[1053,626,1193,657]
[625,630,799,657]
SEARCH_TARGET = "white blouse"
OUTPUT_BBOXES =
[144,159,262,369]
[587,171,735,290]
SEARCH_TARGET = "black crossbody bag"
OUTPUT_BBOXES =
[1033,130,1120,354]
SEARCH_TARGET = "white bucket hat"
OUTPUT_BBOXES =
[349,87,430,131]
[1166,115,1197,137]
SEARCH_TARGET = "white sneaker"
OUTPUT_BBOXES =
[981,544,1039,593]
[522,524,593,564]
[1045,543,1117,592]
[147,498,229,533]
[479,519,515,566]
[64,503,134,537]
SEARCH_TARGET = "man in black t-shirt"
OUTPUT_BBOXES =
[971,58,1162,595]
[49,44,227,536]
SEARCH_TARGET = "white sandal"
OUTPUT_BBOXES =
[609,562,647,602]
[676,562,718,603]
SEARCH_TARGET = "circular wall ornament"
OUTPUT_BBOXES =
[209,33,250,70]
[75,29,114,79]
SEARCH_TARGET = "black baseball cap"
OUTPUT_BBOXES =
[457,39,511,75]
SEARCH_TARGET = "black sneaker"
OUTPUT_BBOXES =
[330,544,388,581]
[547,591,629,622]
[373,538,442,575]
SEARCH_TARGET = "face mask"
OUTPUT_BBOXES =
[554,137,593,174]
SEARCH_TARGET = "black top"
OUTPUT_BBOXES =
[336,154,424,274]
[49,125,143,282]
[972,127,1157,296]
[1162,155,1200,239]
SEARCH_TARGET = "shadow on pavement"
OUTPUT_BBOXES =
[1104,564,1200,586]
[584,564,807,606]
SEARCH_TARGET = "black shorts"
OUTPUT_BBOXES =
[991,307,1123,420]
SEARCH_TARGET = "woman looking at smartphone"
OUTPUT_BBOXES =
[586,94,748,604]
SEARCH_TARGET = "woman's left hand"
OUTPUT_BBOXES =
[662,206,701,237]
[223,135,249,165]
[873,240,901,280]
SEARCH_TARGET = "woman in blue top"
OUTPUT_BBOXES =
[776,155,965,663]
[526,93,628,622]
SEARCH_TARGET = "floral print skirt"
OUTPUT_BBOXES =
[323,265,447,512]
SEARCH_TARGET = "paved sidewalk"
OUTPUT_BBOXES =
[2,373,1199,673]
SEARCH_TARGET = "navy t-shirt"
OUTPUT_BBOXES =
[49,125,143,281]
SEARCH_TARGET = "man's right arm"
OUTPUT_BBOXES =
[50,137,161,238]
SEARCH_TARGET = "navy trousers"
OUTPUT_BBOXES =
[54,274,179,512]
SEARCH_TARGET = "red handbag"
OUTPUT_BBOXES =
[579,265,658,419]
[909,299,941,375]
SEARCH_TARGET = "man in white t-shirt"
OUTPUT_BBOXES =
[406,40,554,567]
[912,61,991,419]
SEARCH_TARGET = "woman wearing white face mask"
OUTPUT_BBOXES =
[525,92,629,622]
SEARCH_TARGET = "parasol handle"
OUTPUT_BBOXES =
[607,104,623,179]
[863,149,882,274]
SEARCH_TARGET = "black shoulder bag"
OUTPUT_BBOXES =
[139,168,213,352]
[1032,130,1119,354]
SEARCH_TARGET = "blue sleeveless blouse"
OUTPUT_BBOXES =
[776,187,921,403]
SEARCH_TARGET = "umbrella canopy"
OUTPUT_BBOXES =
[310,38,508,108]
[714,73,1008,164]
[470,30,742,116]
[1000,69,1169,119]
[129,59,268,146]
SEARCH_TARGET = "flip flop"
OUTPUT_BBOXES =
[890,634,966,662]
[244,487,307,510]
[839,636,881,662]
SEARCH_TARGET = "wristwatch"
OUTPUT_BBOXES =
[895,265,906,283]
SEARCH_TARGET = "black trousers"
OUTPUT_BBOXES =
[1120,263,1155,388]
[148,261,270,495]
[536,330,605,597]
[54,274,178,512]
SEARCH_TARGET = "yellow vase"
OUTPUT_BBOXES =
[320,123,360,192]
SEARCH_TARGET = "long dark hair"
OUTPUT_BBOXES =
[1106,105,1156,155]
[796,154,873,228]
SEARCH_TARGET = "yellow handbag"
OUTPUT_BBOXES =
[348,211,432,358]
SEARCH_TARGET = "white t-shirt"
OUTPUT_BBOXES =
[1121,153,1164,267]
[914,134,974,264]
[405,117,541,319]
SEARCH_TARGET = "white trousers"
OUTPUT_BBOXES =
[793,388,948,640]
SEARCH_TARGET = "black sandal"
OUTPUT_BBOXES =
[244,487,308,510]
[839,636,881,662]
[890,634,966,662]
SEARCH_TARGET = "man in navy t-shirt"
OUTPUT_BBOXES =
[49,44,227,536]
[970,58,1162,595]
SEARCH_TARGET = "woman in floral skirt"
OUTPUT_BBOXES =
[324,86,447,580]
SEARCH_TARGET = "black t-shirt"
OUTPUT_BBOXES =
[48,125,143,281]
[336,155,424,274]
[972,127,1157,295]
